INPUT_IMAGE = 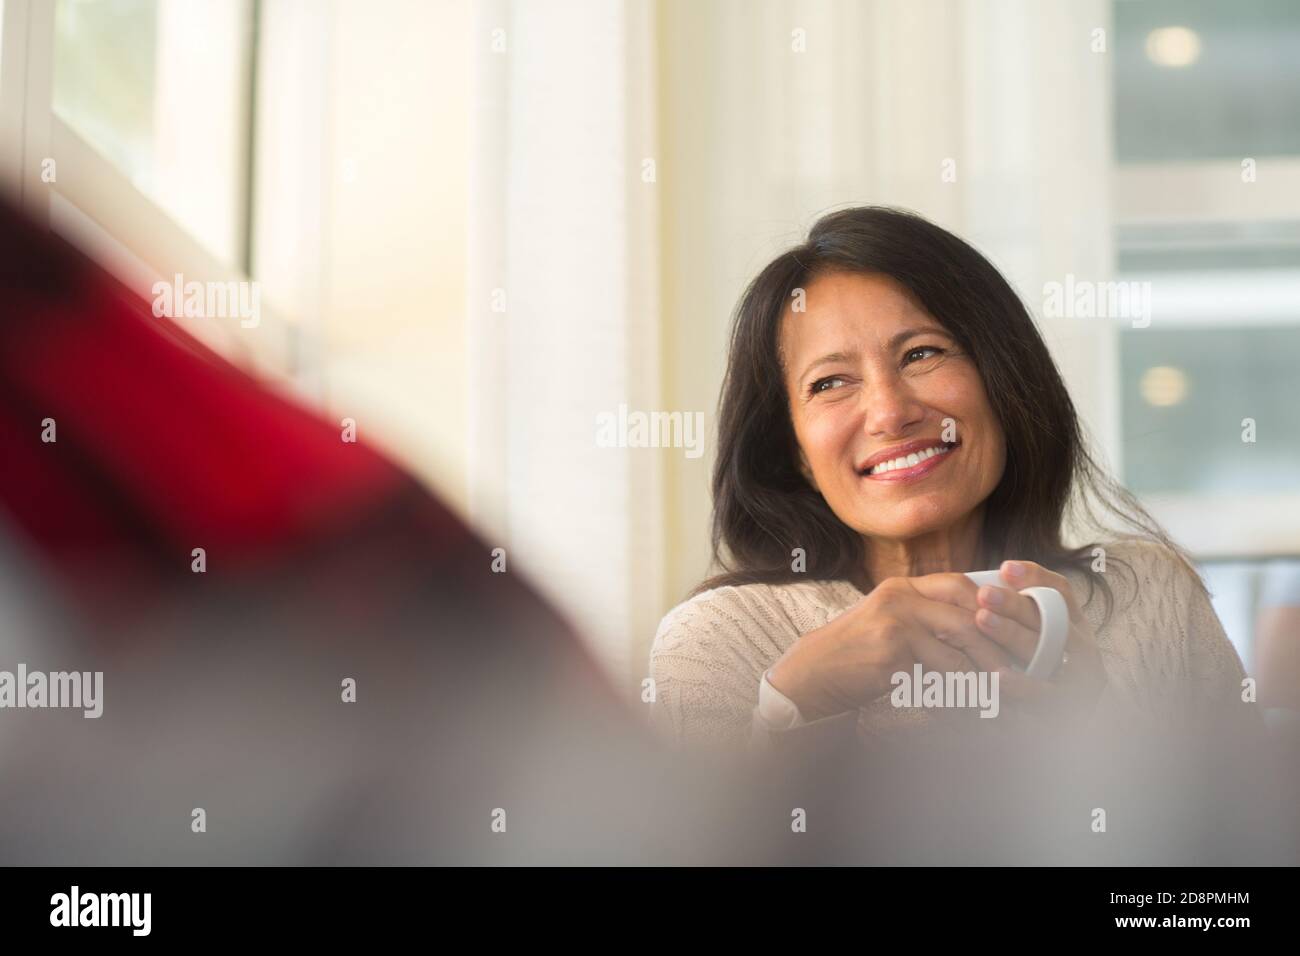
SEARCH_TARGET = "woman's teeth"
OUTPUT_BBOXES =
[867,443,953,476]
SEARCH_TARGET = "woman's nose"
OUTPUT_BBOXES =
[861,375,925,437]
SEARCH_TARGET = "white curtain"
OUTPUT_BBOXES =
[467,0,662,688]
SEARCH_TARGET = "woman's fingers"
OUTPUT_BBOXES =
[914,623,1015,677]
[974,584,1042,666]
[975,584,1038,631]
[906,572,981,611]
[895,583,1017,674]
[903,627,980,676]
[999,560,1081,620]
[910,572,1040,668]
[929,615,1017,674]
[974,605,1038,666]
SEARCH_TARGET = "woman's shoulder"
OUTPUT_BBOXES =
[1066,535,1207,635]
[651,577,861,657]
[1098,534,1194,567]
[1089,535,1202,598]
[1075,537,1251,710]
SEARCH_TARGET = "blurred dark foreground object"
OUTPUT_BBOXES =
[0,197,757,864]
[0,199,1295,865]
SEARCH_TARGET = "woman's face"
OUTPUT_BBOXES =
[779,270,1006,545]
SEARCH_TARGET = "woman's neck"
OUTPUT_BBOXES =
[862,510,984,586]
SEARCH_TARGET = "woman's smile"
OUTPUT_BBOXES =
[859,439,959,483]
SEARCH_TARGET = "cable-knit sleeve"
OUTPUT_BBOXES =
[647,586,778,750]
[648,583,867,754]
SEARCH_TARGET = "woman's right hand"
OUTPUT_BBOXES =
[766,573,1016,721]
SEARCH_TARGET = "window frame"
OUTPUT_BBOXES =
[1,0,300,379]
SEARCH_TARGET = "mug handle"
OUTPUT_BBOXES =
[1018,586,1070,679]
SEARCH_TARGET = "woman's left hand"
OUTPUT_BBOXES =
[972,559,1109,727]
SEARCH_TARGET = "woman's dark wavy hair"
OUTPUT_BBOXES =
[700,206,1192,618]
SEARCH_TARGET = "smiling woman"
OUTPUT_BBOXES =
[647,206,1256,752]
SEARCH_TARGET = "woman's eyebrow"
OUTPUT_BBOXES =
[798,326,950,383]
[885,324,950,352]
[800,350,858,384]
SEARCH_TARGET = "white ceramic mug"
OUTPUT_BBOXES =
[965,570,1069,679]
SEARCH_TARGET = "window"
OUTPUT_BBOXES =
[1113,0,1300,666]
[2,0,296,375]
[1113,0,1300,553]
[52,0,253,269]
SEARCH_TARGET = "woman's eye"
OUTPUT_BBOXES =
[810,376,846,395]
[903,345,944,365]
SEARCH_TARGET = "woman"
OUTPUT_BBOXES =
[649,207,1252,752]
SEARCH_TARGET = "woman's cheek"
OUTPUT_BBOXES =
[802,407,856,476]
[919,366,980,415]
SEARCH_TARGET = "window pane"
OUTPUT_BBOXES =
[1120,325,1300,494]
[53,0,252,267]
[1114,0,1300,163]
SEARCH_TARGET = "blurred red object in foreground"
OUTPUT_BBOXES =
[0,199,601,684]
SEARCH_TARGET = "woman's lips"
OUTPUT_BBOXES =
[861,443,957,483]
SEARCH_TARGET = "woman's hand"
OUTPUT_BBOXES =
[969,560,1109,727]
[767,573,1016,721]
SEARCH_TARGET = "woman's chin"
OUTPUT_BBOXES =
[850,497,970,542]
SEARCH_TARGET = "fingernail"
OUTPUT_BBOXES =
[981,586,1003,607]
[1002,561,1024,580]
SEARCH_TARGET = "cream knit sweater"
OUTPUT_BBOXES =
[648,539,1255,751]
